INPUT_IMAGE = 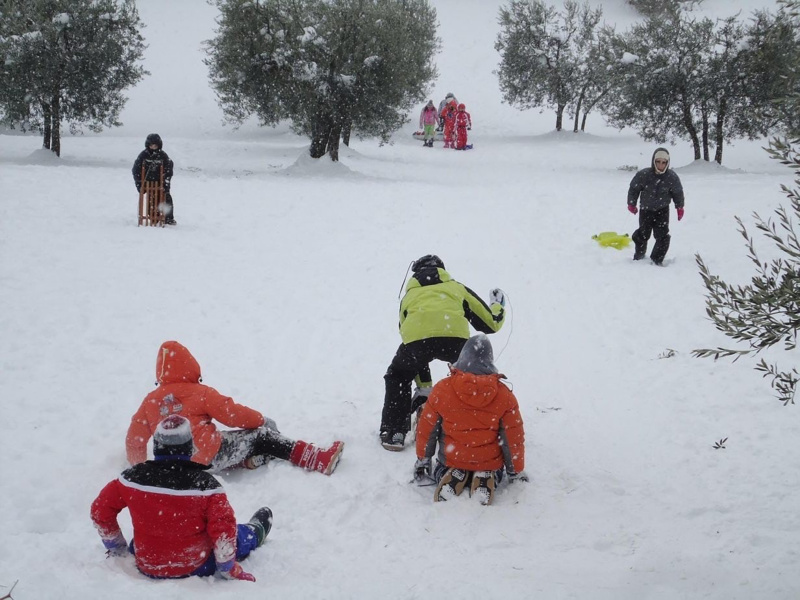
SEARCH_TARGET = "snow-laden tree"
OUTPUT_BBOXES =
[626,0,701,18]
[0,0,147,156]
[204,0,439,161]
[495,0,603,132]
[603,8,799,164]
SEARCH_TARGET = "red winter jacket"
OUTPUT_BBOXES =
[126,341,266,465]
[91,459,237,578]
[416,368,525,473]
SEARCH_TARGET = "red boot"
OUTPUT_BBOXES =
[290,440,344,475]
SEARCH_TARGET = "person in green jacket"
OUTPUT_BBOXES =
[380,255,506,451]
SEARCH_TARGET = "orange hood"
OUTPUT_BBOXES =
[449,368,501,408]
[156,341,202,384]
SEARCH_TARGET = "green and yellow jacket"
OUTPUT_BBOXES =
[399,267,505,344]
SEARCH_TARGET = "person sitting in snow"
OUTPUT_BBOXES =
[414,334,527,506]
[380,255,506,451]
[440,100,458,149]
[419,100,438,147]
[132,133,176,225]
[92,415,273,581]
[454,103,472,150]
[437,92,457,131]
[126,340,344,475]
[627,147,685,266]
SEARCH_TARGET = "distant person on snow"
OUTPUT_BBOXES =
[132,133,176,225]
[454,103,472,150]
[126,341,344,475]
[380,255,506,451]
[414,334,527,506]
[92,415,273,581]
[627,147,685,266]
[440,100,458,149]
[437,92,457,130]
[419,100,438,147]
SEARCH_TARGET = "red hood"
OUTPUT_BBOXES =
[156,341,202,384]
[449,369,501,408]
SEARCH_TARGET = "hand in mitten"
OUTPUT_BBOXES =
[102,532,129,558]
[489,288,505,307]
[627,204,638,215]
[677,207,685,221]
[413,457,431,481]
[218,560,256,582]
[507,470,530,483]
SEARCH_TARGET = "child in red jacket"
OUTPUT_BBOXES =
[454,103,472,150]
[440,100,458,149]
[414,334,528,505]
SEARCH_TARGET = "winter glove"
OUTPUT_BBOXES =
[677,207,684,221]
[489,288,505,307]
[218,560,256,582]
[627,204,638,215]
[413,457,432,481]
[102,532,129,558]
[507,470,530,483]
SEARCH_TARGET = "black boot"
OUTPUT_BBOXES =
[631,230,646,260]
[248,507,273,547]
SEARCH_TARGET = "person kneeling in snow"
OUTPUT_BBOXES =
[413,334,527,506]
[126,341,344,475]
[92,415,273,581]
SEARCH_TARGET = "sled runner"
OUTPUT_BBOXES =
[138,164,166,227]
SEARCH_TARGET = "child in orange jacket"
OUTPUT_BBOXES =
[126,341,344,475]
[414,334,527,505]
[440,100,458,149]
[454,103,472,150]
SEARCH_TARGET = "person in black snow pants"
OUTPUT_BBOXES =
[133,133,176,225]
[627,147,685,265]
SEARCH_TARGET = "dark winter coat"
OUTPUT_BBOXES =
[627,149,685,211]
[132,138,174,192]
[91,458,237,579]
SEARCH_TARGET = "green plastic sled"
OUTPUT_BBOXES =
[592,231,631,250]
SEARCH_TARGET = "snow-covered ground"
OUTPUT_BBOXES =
[1,1,798,598]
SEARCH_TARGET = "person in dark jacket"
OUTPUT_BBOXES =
[627,147,685,265]
[380,255,506,451]
[91,415,273,581]
[132,133,176,225]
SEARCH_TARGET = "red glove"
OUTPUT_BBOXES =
[627,204,638,215]
[219,561,256,582]
[677,207,684,221]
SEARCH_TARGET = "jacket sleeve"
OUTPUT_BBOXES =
[132,153,143,188]
[126,404,152,465]
[415,390,443,459]
[90,479,128,542]
[205,489,238,565]
[670,172,685,208]
[460,284,505,334]
[204,387,266,429]
[498,386,525,473]
[627,171,645,206]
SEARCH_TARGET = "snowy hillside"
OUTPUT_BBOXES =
[1,1,799,599]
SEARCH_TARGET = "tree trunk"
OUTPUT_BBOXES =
[573,90,585,133]
[327,123,342,162]
[51,94,61,157]
[555,104,565,131]
[714,98,727,164]
[679,90,701,160]
[310,112,332,158]
[342,120,351,147]
[42,102,52,150]
[701,106,710,162]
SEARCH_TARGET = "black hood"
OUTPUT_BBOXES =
[145,133,163,150]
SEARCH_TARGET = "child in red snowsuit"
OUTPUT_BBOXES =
[440,100,458,149]
[454,103,472,150]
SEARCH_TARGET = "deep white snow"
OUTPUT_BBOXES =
[1,1,798,599]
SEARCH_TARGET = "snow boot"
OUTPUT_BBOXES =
[242,455,272,470]
[380,431,405,452]
[470,471,496,506]
[434,468,470,502]
[248,507,273,547]
[289,440,344,475]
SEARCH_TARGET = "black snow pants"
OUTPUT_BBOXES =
[632,206,671,264]
[381,337,466,435]
[210,424,295,471]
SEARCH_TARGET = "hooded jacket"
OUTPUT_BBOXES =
[125,341,266,465]
[627,147,685,211]
[399,267,504,344]
[132,134,174,191]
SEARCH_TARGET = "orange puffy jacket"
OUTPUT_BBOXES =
[125,341,266,465]
[416,368,525,473]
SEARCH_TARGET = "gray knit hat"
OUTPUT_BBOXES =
[153,414,193,457]
[452,334,498,375]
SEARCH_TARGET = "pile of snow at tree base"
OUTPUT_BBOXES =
[1,0,799,599]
